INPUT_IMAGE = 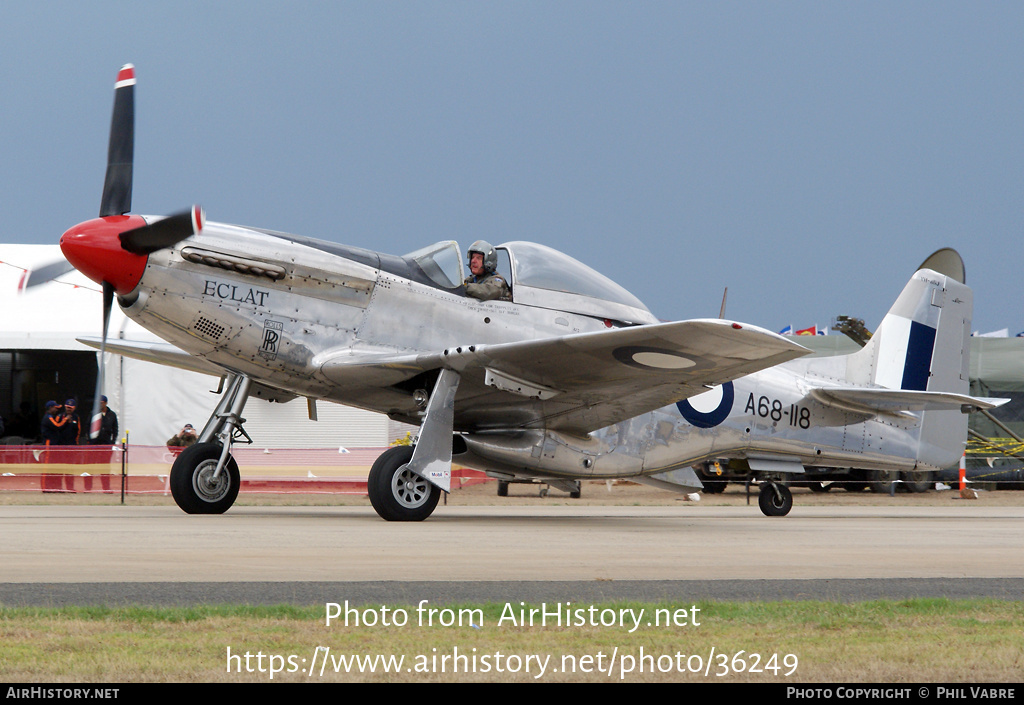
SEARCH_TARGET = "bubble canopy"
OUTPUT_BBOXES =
[401,239,658,324]
[502,241,657,324]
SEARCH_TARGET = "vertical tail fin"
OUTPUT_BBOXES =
[841,266,973,468]
[854,268,971,397]
[851,268,970,397]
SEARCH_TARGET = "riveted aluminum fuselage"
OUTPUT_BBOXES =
[120,222,959,485]
[458,362,929,481]
[122,221,617,411]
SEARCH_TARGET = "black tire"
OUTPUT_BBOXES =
[758,483,793,517]
[844,482,868,493]
[696,465,728,494]
[496,480,509,497]
[868,469,898,494]
[902,471,933,493]
[169,442,240,514]
[701,479,727,494]
[808,481,831,493]
[367,445,440,521]
[570,481,581,499]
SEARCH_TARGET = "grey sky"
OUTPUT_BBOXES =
[4,1,1022,334]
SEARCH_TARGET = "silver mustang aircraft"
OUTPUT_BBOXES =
[59,65,1001,520]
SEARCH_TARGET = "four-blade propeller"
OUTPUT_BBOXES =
[59,64,204,440]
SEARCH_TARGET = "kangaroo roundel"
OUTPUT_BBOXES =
[676,382,735,428]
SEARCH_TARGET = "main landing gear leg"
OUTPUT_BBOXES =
[170,374,252,514]
[368,368,460,521]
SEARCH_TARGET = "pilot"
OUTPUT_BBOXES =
[463,240,511,302]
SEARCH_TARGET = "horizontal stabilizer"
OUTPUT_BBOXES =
[809,387,1008,416]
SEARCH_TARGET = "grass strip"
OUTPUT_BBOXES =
[1,599,1022,682]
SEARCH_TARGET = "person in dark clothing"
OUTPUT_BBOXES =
[59,399,82,445]
[40,401,67,445]
[167,424,198,448]
[91,396,119,445]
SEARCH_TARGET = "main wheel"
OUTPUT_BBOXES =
[868,469,898,494]
[902,470,933,493]
[367,445,440,521]
[170,442,240,514]
[758,483,793,517]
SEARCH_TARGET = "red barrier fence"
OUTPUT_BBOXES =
[0,445,487,495]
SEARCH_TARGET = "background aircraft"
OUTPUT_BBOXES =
[59,66,1002,520]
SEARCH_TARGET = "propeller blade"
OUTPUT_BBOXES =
[89,282,115,440]
[19,258,76,291]
[119,206,205,255]
[718,287,728,319]
[99,64,136,218]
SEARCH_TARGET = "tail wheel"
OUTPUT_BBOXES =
[701,479,727,494]
[696,464,728,494]
[367,445,441,521]
[170,442,240,514]
[758,483,793,517]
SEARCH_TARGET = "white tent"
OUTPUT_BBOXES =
[1,245,394,447]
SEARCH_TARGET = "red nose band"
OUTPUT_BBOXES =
[60,215,149,295]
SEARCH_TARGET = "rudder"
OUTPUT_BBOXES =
[852,267,973,468]
[854,269,971,397]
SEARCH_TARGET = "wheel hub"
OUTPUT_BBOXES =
[193,459,231,503]
[392,468,431,509]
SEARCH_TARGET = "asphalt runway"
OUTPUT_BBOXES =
[1,502,1022,606]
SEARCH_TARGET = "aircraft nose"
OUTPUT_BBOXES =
[60,215,149,295]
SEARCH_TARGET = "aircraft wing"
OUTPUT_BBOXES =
[76,336,226,377]
[78,336,299,403]
[320,319,809,434]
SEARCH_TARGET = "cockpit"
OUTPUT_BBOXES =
[404,240,658,325]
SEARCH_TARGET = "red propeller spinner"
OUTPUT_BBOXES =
[60,215,149,295]
[61,206,205,295]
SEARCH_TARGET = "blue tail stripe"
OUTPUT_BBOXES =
[901,320,936,391]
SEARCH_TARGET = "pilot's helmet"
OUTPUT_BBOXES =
[467,240,497,274]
